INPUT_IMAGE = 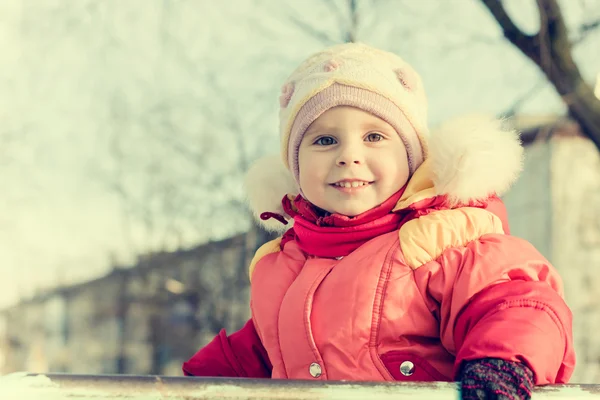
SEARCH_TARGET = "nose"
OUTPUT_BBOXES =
[336,142,364,166]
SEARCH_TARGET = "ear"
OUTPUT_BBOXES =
[244,155,299,232]
[429,114,524,204]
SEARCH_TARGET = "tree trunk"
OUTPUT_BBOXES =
[481,0,600,151]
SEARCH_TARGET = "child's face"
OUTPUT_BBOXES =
[298,106,410,217]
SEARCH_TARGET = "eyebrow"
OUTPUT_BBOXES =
[361,121,390,131]
[304,124,336,137]
[305,120,390,136]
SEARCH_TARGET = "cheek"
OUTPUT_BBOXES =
[298,152,326,192]
[371,147,410,184]
[300,163,323,188]
[298,165,327,207]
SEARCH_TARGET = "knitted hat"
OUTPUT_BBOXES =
[278,43,430,186]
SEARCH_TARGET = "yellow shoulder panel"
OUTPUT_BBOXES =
[248,237,282,282]
[399,208,504,270]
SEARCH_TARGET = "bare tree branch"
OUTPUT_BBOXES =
[286,11,338,45]
[581,19,600,34]
[573,18,600,44]
[347,0,359,43]
[285,0,363,45]
[501,78,548,118]
[480,0,540,63]
[480,0,600,151]
[324,0,349,34]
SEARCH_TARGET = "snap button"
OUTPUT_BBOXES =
[309,362,322,378]
[400,361,415,376]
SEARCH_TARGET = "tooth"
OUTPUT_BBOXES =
[351,182,359,188]
[344,182,351,188]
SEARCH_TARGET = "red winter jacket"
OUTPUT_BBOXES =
[184,163,575,383]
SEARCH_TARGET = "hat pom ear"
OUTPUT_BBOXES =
[429,114,524,204]
[244,155,299,232]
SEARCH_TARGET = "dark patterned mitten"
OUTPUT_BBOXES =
[459,358,534,400]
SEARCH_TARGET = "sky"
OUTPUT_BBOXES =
[0,0,599,307]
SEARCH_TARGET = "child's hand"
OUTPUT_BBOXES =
[458,358,534,400]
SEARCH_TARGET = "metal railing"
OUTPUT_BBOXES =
[0,373,599,399]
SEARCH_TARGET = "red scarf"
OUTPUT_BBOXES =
[259,188,505,259]
[280,189,409,258]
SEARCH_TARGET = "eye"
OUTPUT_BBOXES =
[366,133,384,142]
[314,136,337,146]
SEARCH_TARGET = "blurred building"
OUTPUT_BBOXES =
[503,116,600,383]
[0,229,272,376]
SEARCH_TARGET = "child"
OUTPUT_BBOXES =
[183,43,575,399]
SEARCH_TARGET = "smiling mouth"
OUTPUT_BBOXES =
[331,181,373,188]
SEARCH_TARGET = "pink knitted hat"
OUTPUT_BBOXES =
[278,43,429,186]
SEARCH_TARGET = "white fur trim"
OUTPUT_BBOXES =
[429,114,524,204]
[246,116,524,229]
[244,155,299,232]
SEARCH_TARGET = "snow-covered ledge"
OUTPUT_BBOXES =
[0,373,599,399]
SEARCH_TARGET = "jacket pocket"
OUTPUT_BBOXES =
[380,351,451,382]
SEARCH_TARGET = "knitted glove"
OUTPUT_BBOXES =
[459,358,535,400]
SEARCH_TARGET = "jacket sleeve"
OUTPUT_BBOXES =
[415,233,575,384]
[182,318,272,378]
